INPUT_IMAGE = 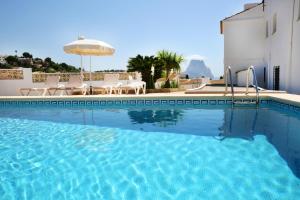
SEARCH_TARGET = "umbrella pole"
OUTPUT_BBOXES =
[80,55,83,77]
[89,56,92,95]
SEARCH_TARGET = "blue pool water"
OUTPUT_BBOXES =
[0,103,300,199]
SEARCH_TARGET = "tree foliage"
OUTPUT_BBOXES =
[127,55,163,89]
[127,109,183,127]
[157,50,184,88]
[22,52,32,58]
[5,56,18,66]
[2,52,80,73]
[127,51,183,89]
[44,57,52,64]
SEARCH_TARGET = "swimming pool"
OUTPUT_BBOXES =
[0,99,300,199]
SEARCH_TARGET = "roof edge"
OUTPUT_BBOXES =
[220,2,263,34]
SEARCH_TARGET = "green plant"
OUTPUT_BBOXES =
[22,52,32,58]
[44,57,52,64]
[127,55,163,89]
[0,63,11,69]
[157,50,184,88]
[3,52,80,73]
[170,81,178,88]
[127,109,183,127]
[5,56,18,66]
[161,80,178,89]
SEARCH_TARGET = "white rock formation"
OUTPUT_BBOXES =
[182,56,214,79]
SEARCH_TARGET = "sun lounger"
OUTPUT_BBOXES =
[19,75,61,96]
[63,74,87,95]
[93,74,122,95]
[120,74,146,95]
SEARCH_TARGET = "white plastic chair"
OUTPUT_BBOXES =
[121,73,146,95]
[93,74,122,95]
[19,75,62,96]
[63,74,87,95]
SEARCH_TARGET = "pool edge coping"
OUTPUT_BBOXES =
[1,93,300,107]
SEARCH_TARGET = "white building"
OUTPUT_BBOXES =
[221,0,300,94]
[0,55,7,65]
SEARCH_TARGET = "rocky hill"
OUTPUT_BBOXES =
[183,58,214,79]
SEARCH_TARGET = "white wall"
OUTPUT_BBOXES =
[223,0,300,93]
[288,0,300,93]
[223,4,267,87]
[0,68,130,96]
[236,69,253,86]
[264,0,294,92]
[0,68,34,96]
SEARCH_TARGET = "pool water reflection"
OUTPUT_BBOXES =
[0,104,299,199]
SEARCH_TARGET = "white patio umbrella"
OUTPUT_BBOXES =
[63,36,115,90]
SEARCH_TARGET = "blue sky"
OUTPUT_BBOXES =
[0,0,259,77]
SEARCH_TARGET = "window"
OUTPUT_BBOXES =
[273,66,280,90]
[298,0,300,21]
[272,13,277,34]
[266,21,269,38]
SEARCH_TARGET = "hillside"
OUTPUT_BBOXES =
[0,52,80,73]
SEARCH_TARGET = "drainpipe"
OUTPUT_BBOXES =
[286,0,296,92]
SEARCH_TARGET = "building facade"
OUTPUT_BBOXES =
[221,0,300,93]
[0,55,7,65]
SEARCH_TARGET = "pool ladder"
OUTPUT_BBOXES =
[225,66,259,105]
[225,66,235,103]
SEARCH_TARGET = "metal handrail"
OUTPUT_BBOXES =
[225,66,234,103]
[246,66,259,104]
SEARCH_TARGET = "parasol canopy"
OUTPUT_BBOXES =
[64,36,115,56]
[63,36,115,94]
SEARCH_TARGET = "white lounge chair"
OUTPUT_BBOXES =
[121,74,146,95]
[63,74,87,95]
[93,74,122,95]
[19,75,62,96]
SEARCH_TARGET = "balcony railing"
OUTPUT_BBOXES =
[0,69,24,80]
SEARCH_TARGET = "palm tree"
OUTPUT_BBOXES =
[127,55,163,89]
[157,50,184,88]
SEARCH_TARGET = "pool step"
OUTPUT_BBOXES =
[234,101,258,105]
[233,101,259,107]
